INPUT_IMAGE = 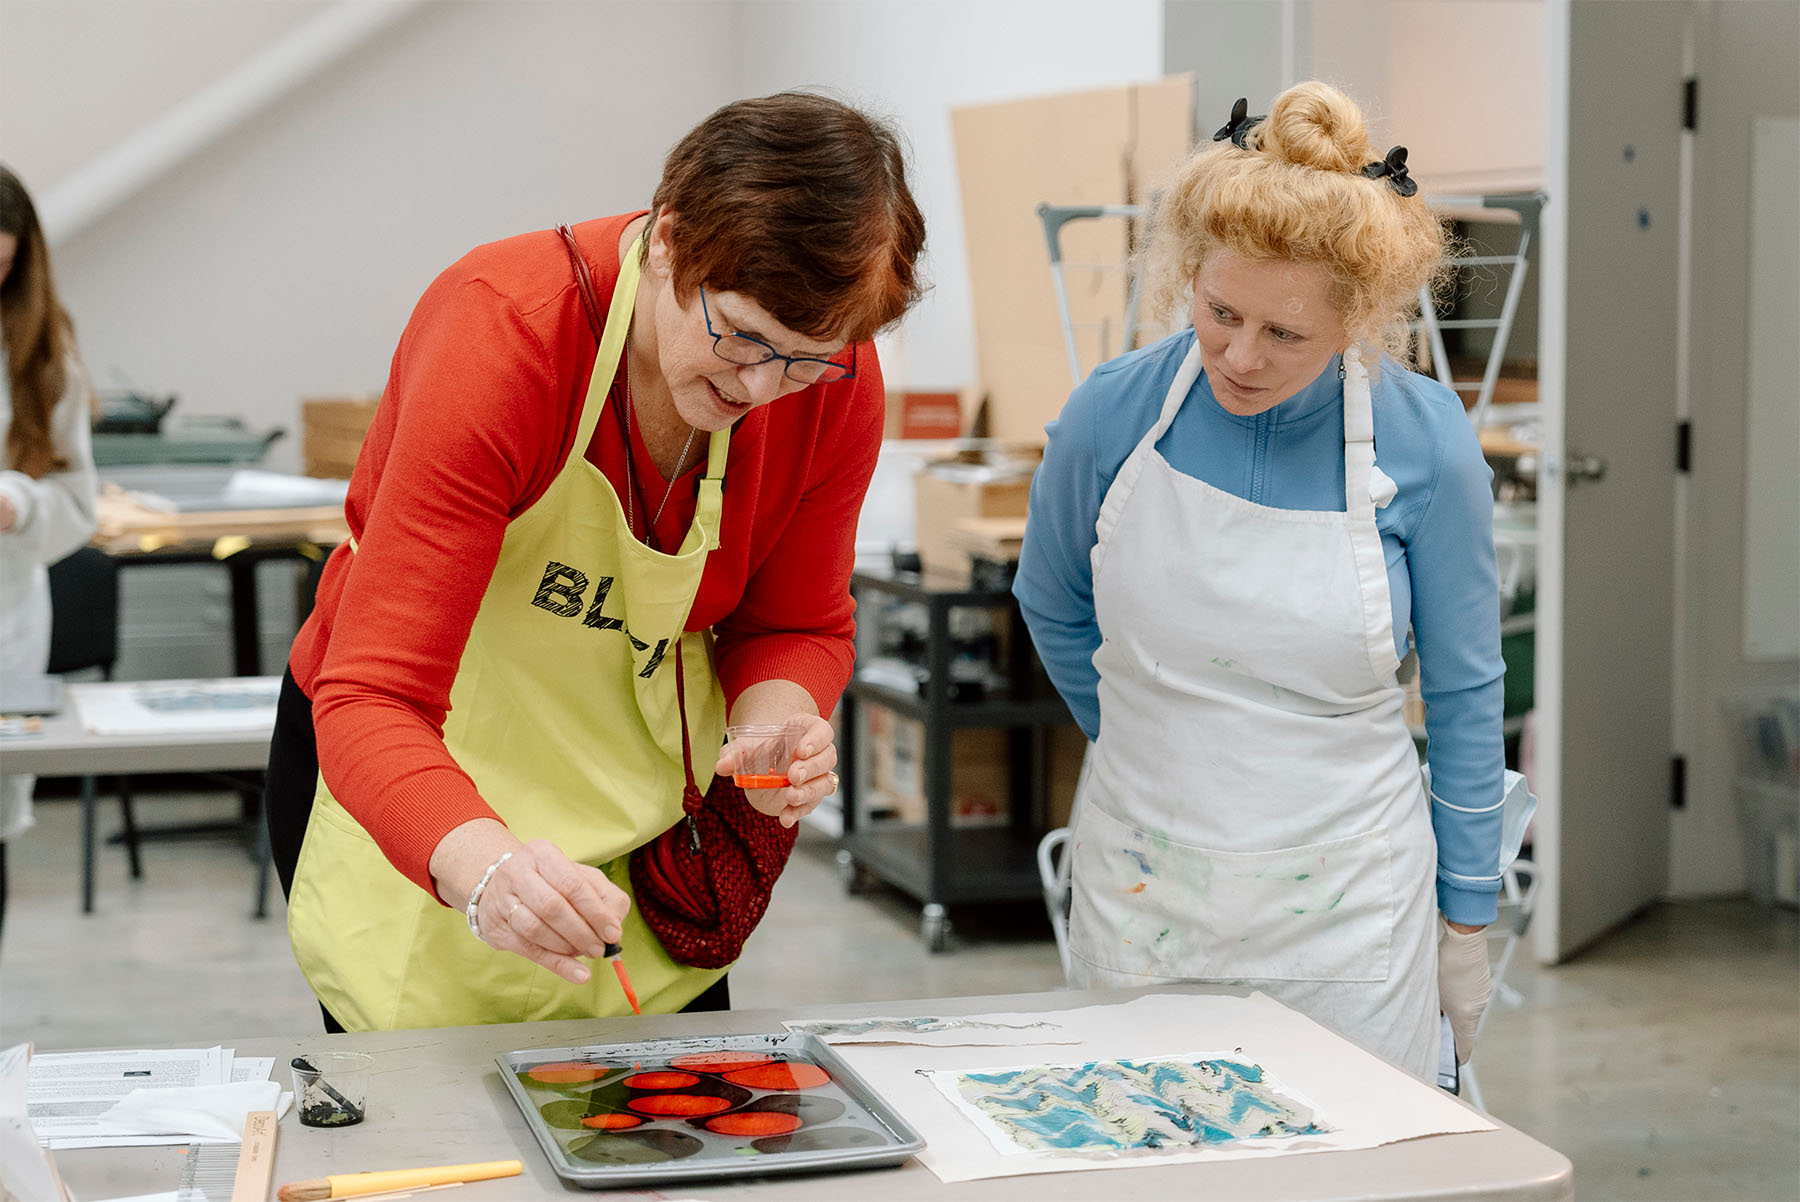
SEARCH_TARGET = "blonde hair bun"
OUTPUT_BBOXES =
[1255,81,1377,175]
[1142,80,1448,353]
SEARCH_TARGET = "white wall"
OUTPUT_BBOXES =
[734,0,1164,393]
[1673,0,1800,896]
[0,0,328,187]
[6,0,1167,444]
[5,1,741,472]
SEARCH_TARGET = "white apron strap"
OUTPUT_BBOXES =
[1095,341,1204,556]
[1341,344,1400,680]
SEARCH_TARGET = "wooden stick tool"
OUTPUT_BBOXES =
[276,1159,522,1201]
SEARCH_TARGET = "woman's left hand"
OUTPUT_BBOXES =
[1437,916,1492,1064]
[716,713,838,829]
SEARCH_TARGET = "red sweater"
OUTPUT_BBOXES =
[290,213,881,894]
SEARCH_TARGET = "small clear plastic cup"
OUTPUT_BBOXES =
[725,724,794,790]
[291,1051,372,1127]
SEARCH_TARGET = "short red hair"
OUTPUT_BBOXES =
[650,93,927,344]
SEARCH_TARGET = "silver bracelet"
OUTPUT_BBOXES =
[464,851,514,944]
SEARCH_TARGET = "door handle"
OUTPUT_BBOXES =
[1565,452,1608,486]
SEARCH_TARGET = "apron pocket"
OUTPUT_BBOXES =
[1069,803,1393,983]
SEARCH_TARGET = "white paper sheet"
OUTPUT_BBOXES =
[831,992,1496,1183]
[229,1058,275,1085]
[782,1013,1078,1046]
[28,1047,229,1149]
[75,679,280,737]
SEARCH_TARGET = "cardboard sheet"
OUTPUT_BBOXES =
[830,992,1495,1183]
[951,75,1194,442]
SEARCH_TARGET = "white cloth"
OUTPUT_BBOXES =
[0,352,99,841]
[96,1080,283,1143]
[1067,342,1442,1081]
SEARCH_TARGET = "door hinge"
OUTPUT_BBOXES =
[1677,420,1692,473]
[1683,77,1698,132]
[1670,755,1687,810]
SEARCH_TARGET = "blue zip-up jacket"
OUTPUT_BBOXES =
[1015,329,1506,925]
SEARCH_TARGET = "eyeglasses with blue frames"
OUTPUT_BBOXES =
[699,287,857,385]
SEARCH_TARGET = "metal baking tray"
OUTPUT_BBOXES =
[498,1031,925,1188]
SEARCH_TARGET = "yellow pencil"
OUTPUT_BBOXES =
[276,1159,522,1201]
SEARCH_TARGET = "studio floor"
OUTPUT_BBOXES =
[1,787,1795,1202]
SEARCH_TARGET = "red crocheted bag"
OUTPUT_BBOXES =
[629,654,799,969]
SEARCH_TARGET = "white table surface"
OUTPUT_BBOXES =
[0,679,276,777]
[52,986,1573,1201]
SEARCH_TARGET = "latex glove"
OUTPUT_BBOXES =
[1437,916,1492,1065]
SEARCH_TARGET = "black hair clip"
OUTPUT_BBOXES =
[1212,97,1265,150]
[1362,145,1418,197]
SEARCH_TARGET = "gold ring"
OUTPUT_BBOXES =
[509,901,523,922]
[827,771,840,793]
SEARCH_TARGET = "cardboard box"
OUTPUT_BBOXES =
[862,702,1010,827]
[302,396,381,479]
[913,451,1038,583]
[883,391,969,440]
[952,76,1194,443]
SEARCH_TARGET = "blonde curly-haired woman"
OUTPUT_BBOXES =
[1017,83,1511,1082]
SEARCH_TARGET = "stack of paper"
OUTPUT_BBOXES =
[25,1046,277,1149]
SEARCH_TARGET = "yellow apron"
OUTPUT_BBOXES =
[288,239,731,1031]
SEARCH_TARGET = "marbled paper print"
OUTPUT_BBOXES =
[938,1056,1329,1156]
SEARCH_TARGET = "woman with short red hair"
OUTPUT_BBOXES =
[267,93,926,1031]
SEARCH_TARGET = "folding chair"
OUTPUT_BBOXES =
[1036,826,1074,982]
[1415,191,1548,433]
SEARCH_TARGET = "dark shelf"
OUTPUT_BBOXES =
[838,565,1079,948]
[850,565,1015,606]
[842,825,1045,905]
[845,678,1071,729]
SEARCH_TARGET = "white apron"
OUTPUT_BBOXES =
[1067,341,1441,1080]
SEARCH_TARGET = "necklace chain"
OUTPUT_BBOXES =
[624,371,699,540]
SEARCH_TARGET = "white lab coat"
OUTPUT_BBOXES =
[0,350,99,839]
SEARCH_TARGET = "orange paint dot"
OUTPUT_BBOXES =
[668,1051,777,1073]
[527,1062,605,1084]
[624,1071,701,1090]
[579,1113,643,1130]
[721,1062,831,1091]
[705,1112,804,1137]
[628,1094,734,1117]
[1128,882,1147,894]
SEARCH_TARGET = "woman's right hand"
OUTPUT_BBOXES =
[433,820,629,984]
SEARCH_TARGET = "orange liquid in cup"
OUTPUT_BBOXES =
[733,773,791,789]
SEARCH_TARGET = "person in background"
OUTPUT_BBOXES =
[1015,82,1505,1082]
[0,164,100,933]
[266,93,926,1031]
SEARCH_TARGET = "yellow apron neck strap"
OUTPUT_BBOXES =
[703,425,728,481]
[573,234,645,455]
